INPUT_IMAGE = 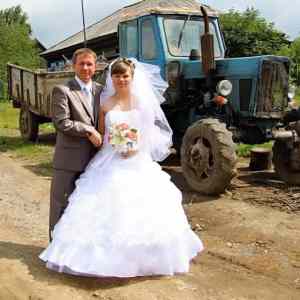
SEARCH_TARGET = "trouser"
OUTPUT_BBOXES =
[49,169,82,241]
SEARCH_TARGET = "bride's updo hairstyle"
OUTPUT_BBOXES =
[111,58,135,77]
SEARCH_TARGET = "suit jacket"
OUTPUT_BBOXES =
[52,79,103,172]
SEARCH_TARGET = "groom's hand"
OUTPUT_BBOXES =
[87,129,102,148]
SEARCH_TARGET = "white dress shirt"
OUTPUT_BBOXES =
[75,76,94,112]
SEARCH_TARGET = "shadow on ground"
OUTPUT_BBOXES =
[0,240,158,292]
[0,133,55,178]
[162,154,220,204]
[234,166,287,189]
[0,133,56,153]
[37,133,56,145]
[24,163,53,178]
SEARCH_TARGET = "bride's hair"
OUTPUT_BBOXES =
[111,58,135,76]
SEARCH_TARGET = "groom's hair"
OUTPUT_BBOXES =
[72,48,97,64]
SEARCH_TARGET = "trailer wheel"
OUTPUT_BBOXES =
[19,107,39,141]
[181,118,237,195]
[272,141,300,185]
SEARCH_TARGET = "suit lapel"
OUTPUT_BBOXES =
[92,82,101,129]
[69,79,95,125]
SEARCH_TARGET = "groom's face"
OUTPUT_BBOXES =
[73,53,96,83]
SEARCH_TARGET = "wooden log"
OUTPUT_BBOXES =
[249,147,273,171]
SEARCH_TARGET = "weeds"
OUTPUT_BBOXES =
[0,100,54,177]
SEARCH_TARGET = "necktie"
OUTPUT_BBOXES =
[83,86,93,112]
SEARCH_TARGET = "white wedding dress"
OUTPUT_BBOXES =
[39,109,203,277]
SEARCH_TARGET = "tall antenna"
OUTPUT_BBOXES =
[81,0,87,47]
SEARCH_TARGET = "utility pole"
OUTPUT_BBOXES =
[81,0,87,47]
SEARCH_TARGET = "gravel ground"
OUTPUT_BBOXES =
[0,153,300,300]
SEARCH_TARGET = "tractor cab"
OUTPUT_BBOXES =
[118,7,225,77]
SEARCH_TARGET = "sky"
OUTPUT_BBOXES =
[0,0,299,49]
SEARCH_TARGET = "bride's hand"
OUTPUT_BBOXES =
[121,149,137,159]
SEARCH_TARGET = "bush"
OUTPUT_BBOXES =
[295,86,300,105]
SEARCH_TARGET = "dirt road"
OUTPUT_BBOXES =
[0,153,299,300]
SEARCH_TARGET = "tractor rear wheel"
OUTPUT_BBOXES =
[19,106,39,142]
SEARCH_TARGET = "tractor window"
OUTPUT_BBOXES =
[120,20,138,57]
[141,19,157,60]
[163,17,222,57]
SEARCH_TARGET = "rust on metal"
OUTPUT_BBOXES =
[200,6,216,75]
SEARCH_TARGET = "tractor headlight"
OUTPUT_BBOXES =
[166,61,180,88]
[217,80,233,97]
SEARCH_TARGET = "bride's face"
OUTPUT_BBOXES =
[112,69,133,93]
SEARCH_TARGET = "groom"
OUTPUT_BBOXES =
[49,48,103,240]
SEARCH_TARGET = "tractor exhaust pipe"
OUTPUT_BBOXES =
[200,6,216,76]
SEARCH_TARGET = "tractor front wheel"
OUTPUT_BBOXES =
[181,118,237,195]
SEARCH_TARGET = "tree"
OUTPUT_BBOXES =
[0,6,41,99]
[220,8,290,58]
[0,5,30,29]
[278,37,300,85]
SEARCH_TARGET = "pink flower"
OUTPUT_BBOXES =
[126,131,137,141]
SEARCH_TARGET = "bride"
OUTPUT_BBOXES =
[39,58,204,277]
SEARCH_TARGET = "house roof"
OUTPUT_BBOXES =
[34,38,46,52]
[41,0,218,57]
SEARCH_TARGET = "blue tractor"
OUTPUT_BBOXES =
[117,3,300,194]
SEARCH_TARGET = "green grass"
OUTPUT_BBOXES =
[295,87,300,105]
[40,122,55,133]
[236,142,273,157]
[0,100,54,177]
[0,100,19,129]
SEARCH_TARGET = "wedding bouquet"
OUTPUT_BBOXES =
[108,123,139,153]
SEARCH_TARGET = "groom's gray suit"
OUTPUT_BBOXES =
[50,79,103,239]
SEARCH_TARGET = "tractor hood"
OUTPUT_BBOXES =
[181,55,290,80]
[178,55,290,119]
